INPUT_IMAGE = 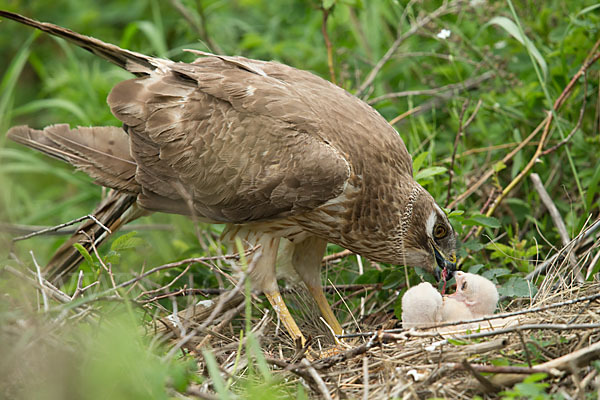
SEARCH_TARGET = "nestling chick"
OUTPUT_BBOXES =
[440,296,473,322]
[401,282,442,328]
[448,271,498,317]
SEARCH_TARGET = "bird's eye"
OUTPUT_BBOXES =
[461,281,467,290]
[433,224,447,239]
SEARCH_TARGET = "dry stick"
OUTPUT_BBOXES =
[452,363,561,376]
[446,99,483,207]
[356,1,459,98]
[448,118,546,209]
[30,251,49,312]
[388,106,423,126]
[140,283,382,303]
[301,358,333,400]
[527,218,600,281]
[461,359,501,392]
[322,249,353,264]
[321,7,336,85]
[488,340,600,390]
[530,172,583,281]
[3,265,91,313]
[469,51,600,240]
[542,73,588,156]
[169,0,221,54]
[265,356,317,387]
[530,174,572,248]
[1,222,171,236]
[362,356,370,400]
[12,214,107,241]
[368,72,493,105]
[446,100,470,208]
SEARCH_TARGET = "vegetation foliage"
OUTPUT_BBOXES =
[0,0,599,398]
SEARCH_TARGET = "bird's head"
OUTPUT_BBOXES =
[393,184,457,282]
[449,271,498,315]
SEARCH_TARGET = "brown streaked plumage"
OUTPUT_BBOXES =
[2,11,457,345]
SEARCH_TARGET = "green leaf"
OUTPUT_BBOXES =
[110,231,144,252]
[73,243,95,266]
[498,276,537,298]
[202,350,230,400]
[382,270,404,290]
[322,0,335,9]
[464,215,501,228]
[415,166,447,182]
[412,151,428,175]
[486,16,548,79]
[493,160,507,172]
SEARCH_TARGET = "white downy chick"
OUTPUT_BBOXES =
[440,296,473,322]
[448,271,498,317]
[401,282,442,328]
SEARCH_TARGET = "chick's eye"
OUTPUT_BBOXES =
[461,282,467,290]
[434,224,447,239]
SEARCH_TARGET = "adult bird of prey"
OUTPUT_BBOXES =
[1,11,457,345]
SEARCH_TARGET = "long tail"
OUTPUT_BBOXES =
[0,10,165,74]
[45,191,144,284]
[8,124,144,284]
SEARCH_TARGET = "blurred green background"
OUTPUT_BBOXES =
[0,0,599,398]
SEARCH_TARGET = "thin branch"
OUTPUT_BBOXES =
[542,72,588,156]
[527,218,600,281]
[301,358,333,400]
[367,72,493,105]
[1,222,172,236]
[13,214,93,241]
[447,100,467,207]
[31,251,49,312]
[356,1,460,97]
[321,7,336,85]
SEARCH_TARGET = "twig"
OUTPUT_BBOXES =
[321,6,336,85]
[168,0,221,53]
[301,358,333,400]
[3,265,83,305]
[446,99,482,207]
[13,214,102,241]
[322,249,353,264]
[71,270,99,300]
[527,218,600,281]
[356,1,460,97]
[388,106,423,126]
[530,173,571,246]
[140,283,382,303]
[448,117,547,209]
[542,72,588,156]
[362,356,369,400]
[461,359,501,392]
[30,251,49,312]
[468,48,600,238]
[265,356,318,390]
[516,328,533,368]
[0,222,172,236]
[489,341,600,389]
[367,72,493,105]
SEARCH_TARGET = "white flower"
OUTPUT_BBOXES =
[470,0,486,6]
[494,40,507,49]
[436,29,451,40]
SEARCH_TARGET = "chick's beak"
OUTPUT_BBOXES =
[432,244,457,281]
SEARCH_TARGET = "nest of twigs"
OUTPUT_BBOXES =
[152,219,600,399]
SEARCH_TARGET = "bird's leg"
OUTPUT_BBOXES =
[252,234,307,346]
[290,236,344,336]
